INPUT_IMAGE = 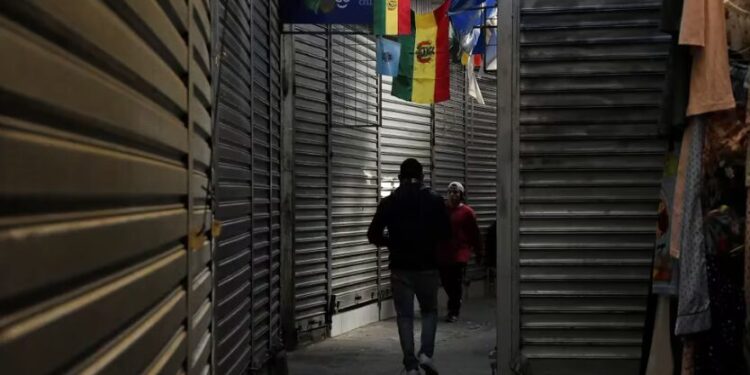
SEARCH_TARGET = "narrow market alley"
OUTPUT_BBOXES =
[288,297,496,375]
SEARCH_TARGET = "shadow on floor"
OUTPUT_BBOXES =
[289,297,496,375]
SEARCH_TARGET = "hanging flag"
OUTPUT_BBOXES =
[377,37,401,76]
[467,54,485,104]
[472,27,486,55]
[392,1,451,104]
[461,52,482,67]
[281,0,372,24]
[450,0,484,13]
[484,28,497,71]
[450,5,483,38]
[460,28,481,56]
[374,0,411,35]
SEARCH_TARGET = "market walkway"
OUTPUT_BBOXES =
[288,297,496,375]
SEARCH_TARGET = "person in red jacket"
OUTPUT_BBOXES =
[439,181,483,322]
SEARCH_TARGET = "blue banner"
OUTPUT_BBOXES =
[281,0,374,24]
[450,0,484,13]
[376,37,401,77]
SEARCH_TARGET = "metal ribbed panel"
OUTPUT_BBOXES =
[465,75,497,279]
[379,76,434,295]
[268,0,283,361]
[433,65,467,196]
[467,75,498,230]
[214,0,254,372]
[0,0,196,373]
[329,33,381,312]
[214,0,282,371]
[292,25,330,342]
[250,0,277,368]
[188,0,213,373]
[517,0,667,373]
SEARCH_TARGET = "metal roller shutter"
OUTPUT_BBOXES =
[517,1,667,373]
[214,0,281,371]
[214,0,256,372]
[329,31,381,313]
[433,65,467,196]
[0,0,209,373]
[466,75,498,279]
[292,25,331,343]
[188,0,214,373]
[379,77,434,296]
[268,0,283,364]
[249,0,280,368]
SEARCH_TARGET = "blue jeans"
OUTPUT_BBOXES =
[391,269,439,370]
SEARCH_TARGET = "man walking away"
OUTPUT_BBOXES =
[439,182,483,323]
[368,158,451,375]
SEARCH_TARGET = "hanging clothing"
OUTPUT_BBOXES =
[691,207,746,375]
[659,0,692,132]
[682,338,696,375]
[644,297,678,375]
[726,0,750,60]
[745,187,750,370]
[652,151,680,295]
[679,0,735,116]
[675,118,712,336]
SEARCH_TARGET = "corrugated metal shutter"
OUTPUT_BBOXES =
[0,0,210,374]
[329,32,381,312]
[249,0,280,368]
[517,1,667,373]
[292,25,331,343]
[214,0,255,372]
[433,65,467,196]
[214,0,281,371]
[188,0,214,373]
[379,77,434,296]
[268,0,283,364]
[466,75,498,279]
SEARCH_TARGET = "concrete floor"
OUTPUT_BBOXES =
[289,297,496,375]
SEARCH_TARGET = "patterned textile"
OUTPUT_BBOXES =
[675,118,712,336]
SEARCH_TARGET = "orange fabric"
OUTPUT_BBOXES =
[679,0,735,116]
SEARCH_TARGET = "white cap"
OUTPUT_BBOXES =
[448,181,465,193]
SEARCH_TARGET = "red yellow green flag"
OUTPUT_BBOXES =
[392,1,450,104]
[374,0,411,36]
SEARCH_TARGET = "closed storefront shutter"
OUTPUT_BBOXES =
[0,1,211,374]
[292,25,331,343]
[517,1,667,373]
[433,65,467,196]
[214,0,281,371]
[214,0,255,372]
[466,75,498,279]
[329,32,381,312]
[379,77,434,296]
[249,0,281,368]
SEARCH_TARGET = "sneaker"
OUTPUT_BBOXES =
[419,353,439,375]
[445,315,458,323]
[404,369,420,375]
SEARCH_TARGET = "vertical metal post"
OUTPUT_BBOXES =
[247,0,256,366]
[268,0,276,357]
[280,26,298,350]
[325,26,334,331]
[376,70,383,317]
[210,1,221,373]
[186,0,195,372]
[496,0,520,373]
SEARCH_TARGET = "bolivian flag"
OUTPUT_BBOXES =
[392,1,451,104]
[374,0,411,35]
